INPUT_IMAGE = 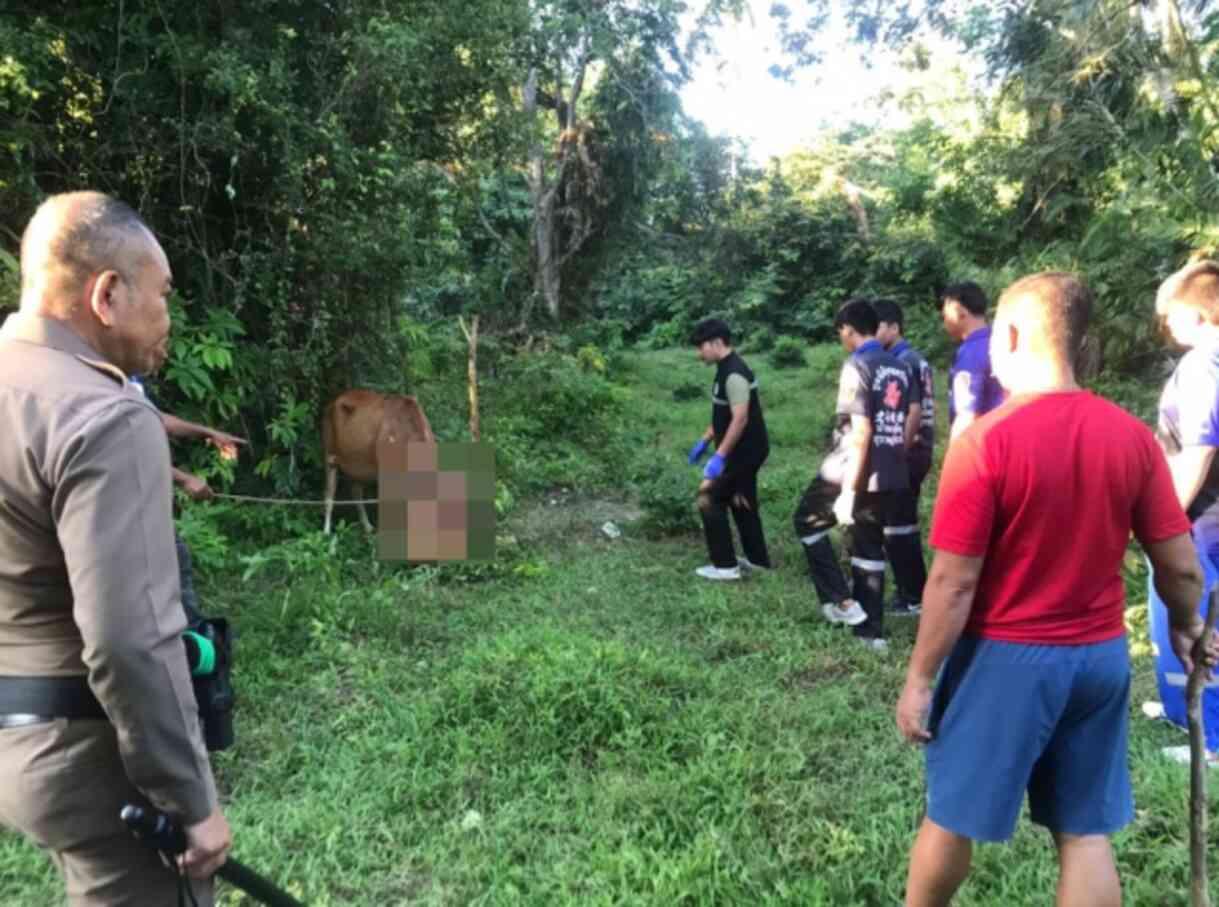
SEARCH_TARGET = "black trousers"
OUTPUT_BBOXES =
[884,456,930,604]
[697,456,772,570]
[792,477,898,639]
[175,531,204,626]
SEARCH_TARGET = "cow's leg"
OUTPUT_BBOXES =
[324,460,338,535]
[352,481,374,533]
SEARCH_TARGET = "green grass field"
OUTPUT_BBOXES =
[0,345,1210,906]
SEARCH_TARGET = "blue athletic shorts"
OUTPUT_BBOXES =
[924,634,1134,842]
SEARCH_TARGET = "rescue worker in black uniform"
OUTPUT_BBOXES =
[688,319,772,581]
[792,299,912,651]
[873,298,935,616]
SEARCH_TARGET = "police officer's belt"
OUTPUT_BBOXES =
[0,675,107,723]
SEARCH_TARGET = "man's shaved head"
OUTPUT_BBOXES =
[17,190,172,377]
[996,272,1093,369]
[20,191,155,315]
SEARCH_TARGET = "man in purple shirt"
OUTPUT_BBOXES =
[940,282,1005,441]
[1149,259,1219,758]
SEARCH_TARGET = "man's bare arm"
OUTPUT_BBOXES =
[160,412,209,440]
[1167,446,1217,514]
[905,551,984,686]
[1146,532,1208,672]
[840,414,873,493]
[896,550,985,743]
[172,467,213,501]
[950,411,976,442]
[158,411,247,462]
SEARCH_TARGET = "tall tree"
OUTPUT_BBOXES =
[514,0,742,322]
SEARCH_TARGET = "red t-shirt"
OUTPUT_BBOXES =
[929,391,1191,644]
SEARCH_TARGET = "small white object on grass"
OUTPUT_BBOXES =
[461,809,483,831]
[1142,701,1166,720]
[601,521,621,539]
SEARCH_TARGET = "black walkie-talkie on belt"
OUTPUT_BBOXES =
[181,617,234,752]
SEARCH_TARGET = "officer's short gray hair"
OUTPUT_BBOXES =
[21,191,153,299]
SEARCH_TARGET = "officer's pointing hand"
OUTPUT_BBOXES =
[205,430,247,462]
[180,808,231,880]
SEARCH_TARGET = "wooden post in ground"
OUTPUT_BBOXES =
[1187,587,1219,907]
[458,315,480,442]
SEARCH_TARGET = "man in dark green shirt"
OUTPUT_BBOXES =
[688,319,772,581]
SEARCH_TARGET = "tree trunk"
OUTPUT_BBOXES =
[534,192,561,320]
[523,66,562,321]
[840,178,870,241]
[458,315,480,442]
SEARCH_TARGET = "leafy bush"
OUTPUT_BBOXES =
[747,328,777,353]
[576,344,608,374]
[638,470,700,539]
[489,351,623,444]
[642,315,691,350]
[671,380,703,402]
[0,247,18,312]
[769,337,807,370]
[173,499,237,577]
[483,350,630,496]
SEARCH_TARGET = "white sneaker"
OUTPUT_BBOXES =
[822,600,867,627]
[858,637,889,654]
[696,565,741,581]
[738,557,770,573]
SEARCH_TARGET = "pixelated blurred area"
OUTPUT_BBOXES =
[377,441,496,561]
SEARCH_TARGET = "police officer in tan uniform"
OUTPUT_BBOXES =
[0,192,231,905]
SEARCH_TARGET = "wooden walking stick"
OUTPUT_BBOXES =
[1187,587,1219,907]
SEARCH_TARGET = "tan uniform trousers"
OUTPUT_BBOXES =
[0,719,214,907]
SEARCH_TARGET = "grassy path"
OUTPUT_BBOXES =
[0,346,1211,905]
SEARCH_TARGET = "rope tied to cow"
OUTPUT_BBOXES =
[211,492,382,506]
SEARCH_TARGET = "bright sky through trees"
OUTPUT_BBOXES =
[680,0,979,163]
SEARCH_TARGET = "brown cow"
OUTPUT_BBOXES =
[321,389,436,534]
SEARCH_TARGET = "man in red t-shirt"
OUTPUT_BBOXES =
[895,272,1217,907]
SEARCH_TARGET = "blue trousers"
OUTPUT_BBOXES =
[1149,526,1219,752]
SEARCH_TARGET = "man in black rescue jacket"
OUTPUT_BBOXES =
[792,299,913,651]
[688,319,773,581]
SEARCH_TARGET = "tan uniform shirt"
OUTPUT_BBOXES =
[0,312,217,824]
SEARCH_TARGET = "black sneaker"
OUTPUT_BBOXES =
[890,599,922,617]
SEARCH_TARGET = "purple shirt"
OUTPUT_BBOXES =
[948,325,1003,425]
[1158,342,1219,527]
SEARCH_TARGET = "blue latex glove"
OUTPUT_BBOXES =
[703,453,726,481]
[687,438,710,465]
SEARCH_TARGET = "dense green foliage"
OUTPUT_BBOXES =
[5,2,1219,496]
